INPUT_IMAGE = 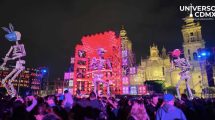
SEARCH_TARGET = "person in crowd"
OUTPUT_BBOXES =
[128,99,150,120]
[62,90,73,112]
[117,96,131,120]
[42,113,61,120]
[156,93,187,120]
[46,95,69,120]
[1,91,215,120]
[11,99,29,120]
[106,97,119,120]
[146,94,160,120]
[176,94,195,120]
[34,103,47,120]
[89,91,107,119]
[88,91,104,111]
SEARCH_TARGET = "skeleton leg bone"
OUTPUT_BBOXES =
[1,69,17,96]
[107,83,110,96]
[185,79,193,100]
[1,69,17,85]
[176,78,183,100]
[104,81,110,96]
[9,69,23,97]
[93,80,97,95]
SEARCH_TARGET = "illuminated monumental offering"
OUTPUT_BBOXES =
[0,24,26,97]
[171,49,193,100]
[73,31,122,95]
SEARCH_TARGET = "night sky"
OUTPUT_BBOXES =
[0,0,215,80]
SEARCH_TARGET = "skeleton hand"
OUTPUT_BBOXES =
[2,57,11,64]
[3,57,11,61]
[0,64,6,70]
[0,57,10,69]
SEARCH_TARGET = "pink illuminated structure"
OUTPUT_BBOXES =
[73,31,122,95]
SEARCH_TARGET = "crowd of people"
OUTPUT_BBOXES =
[0,90,215,120]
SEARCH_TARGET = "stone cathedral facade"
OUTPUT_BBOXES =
[135,16,211,97]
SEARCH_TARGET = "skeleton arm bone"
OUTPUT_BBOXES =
[0,46,13,67]
[170,60,176,72]
[5,46,13,57]
[185,58,191,68]
[106,59,112,69]
[90,57,97,70]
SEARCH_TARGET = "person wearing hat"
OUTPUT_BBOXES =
[156,94,187,120]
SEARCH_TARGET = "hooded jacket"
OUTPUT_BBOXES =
[156,104,187,120]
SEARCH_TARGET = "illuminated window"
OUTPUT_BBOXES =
[162,67,165,76]
[122,50,128,57]
[122,58,128,66]
[130,86,137,95]
[138,86,146,94]
[78,50,86,58]
[64,72,71,80]
[77,60,86,65]
[130,67,136,74]
[81,81,85,91]
[69,80,73,87]
[122,77,129,85]
[123,86,129,94]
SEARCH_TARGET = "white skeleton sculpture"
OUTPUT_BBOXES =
[0,23,26,97]
[89,48,112,95]
[170,49,193,100]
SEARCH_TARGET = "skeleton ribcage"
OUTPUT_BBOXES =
[12,45,24,57]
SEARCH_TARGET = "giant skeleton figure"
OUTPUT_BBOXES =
[171,49,193,100]
[0,24,26,97]
[89,48,112,96]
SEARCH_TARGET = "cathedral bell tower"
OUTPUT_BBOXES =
[182,16,205,61]
[161,46,168,59]
[120,25,132,51]
[149,43,159,60]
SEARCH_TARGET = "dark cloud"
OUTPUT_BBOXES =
[0,0,215,80]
